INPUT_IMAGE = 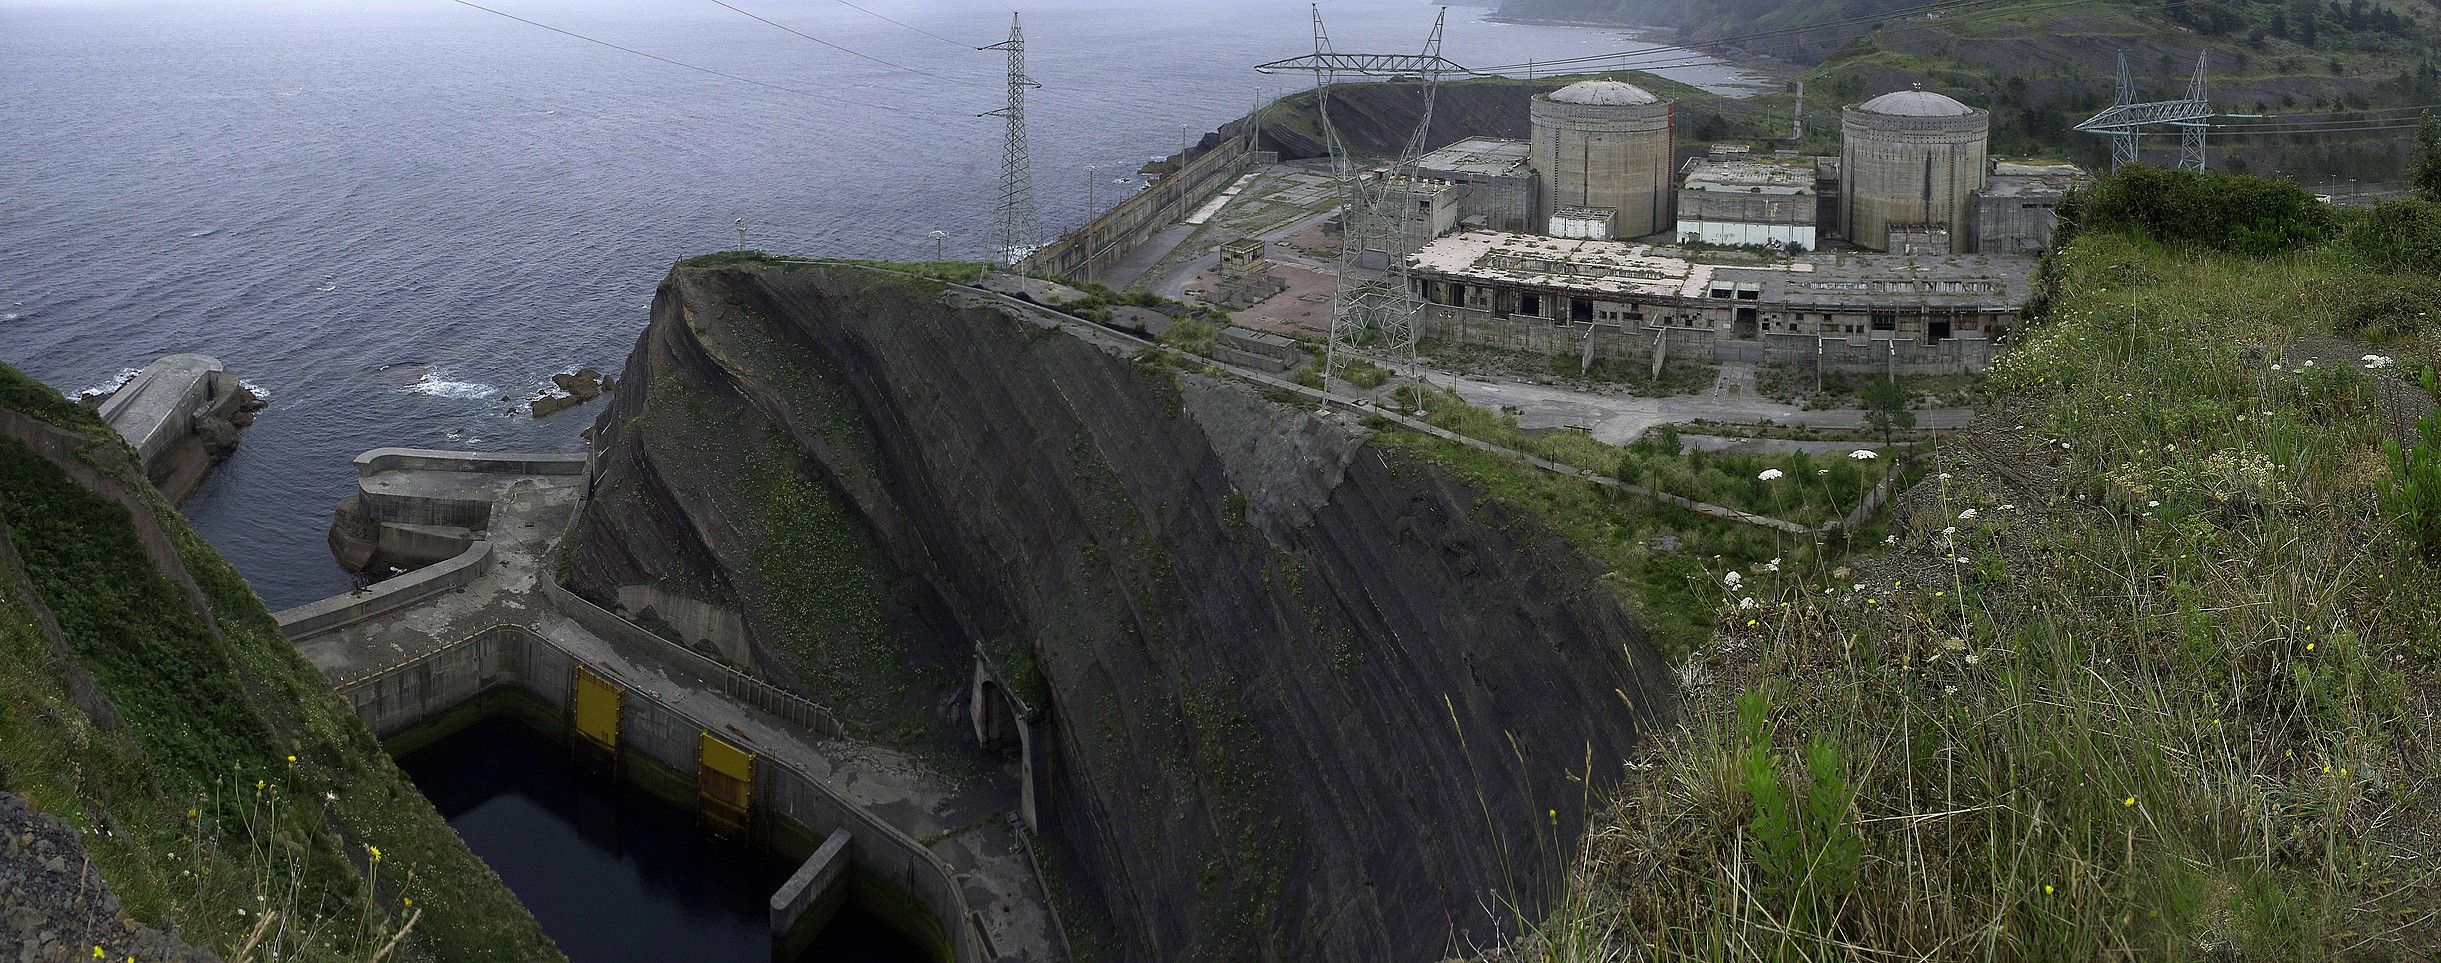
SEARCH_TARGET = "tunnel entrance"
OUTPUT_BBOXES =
[398,714,937,963]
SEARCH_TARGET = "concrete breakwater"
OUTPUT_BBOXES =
[91,353,261,503]
[273,450,1062,963]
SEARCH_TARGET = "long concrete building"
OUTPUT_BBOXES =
[1406,230,2029,373]
[1530,80,1675,241]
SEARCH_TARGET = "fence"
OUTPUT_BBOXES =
[542,575,843,738]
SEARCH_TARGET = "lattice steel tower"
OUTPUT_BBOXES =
[984,14,1042,267]
[1259,7,1463,410]
[2077,51,2213,172]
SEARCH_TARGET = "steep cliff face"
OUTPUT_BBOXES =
[0,364,558,962]
[569,261,1677,961]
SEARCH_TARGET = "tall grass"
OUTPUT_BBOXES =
[1506,231,2441,960]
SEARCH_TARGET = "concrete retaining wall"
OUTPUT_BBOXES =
[272,540,494,641]
[355,448,589,478]
[336,624,988,962]
[1021,130,1252,283]
[545,576,843,738]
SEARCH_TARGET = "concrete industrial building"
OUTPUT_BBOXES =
[1839,86,1989,254]
[1675,155,1819,250]
[1415,137,1540,233]
[1972,160,2086,254]
[1406,230,2027,373]
[1530,79,1676,241]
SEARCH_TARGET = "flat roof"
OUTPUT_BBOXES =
[1682,157,1816,195]
[1416,137,1534,178]
[1992,159,2084,177]
[1980,173,2079,198]
[1410,230,2034,307]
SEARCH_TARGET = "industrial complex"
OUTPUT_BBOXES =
[1204,77,2088,374]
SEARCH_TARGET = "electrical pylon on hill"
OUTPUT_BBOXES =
[2077,51,2214,172]
[983,14,1042,268]
[1258,6,1463,412]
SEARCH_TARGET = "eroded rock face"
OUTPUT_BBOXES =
[570,262,1677,962]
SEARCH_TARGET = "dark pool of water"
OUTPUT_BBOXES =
[398,716,928,963]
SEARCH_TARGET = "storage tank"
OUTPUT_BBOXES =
[1530,79,1675,240]
[1839,85,1988,253]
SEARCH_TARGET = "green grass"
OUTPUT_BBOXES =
[1511,227,2441,959]
[1407,386,1898,528]
[0,364,557,962]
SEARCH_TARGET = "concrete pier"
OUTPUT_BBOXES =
[275,451,1061,963]
[94,354,257,503]
[772,829,852,938]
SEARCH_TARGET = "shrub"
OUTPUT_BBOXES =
[2055,166,2331,255]
[2382,409,2441,558]
[2340,198,2441,275]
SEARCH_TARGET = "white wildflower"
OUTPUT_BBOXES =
[1957,508,1980,520]
[1738,596,1758,610]
[1941,525,1959,536]
[2146,500,2160,508]
[1757,468,1784,481]
[1761,557,1782,573]
[2363,354,2393,370]
[1722,571,1744,589]
[1850,449,1879,461]
[1883,534,1899,545]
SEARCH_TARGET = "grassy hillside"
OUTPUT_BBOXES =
[0,363,559,962]
[1465,174,2441,958]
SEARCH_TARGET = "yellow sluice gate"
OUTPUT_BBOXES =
[571,665,623,757]
[698,731,756,838]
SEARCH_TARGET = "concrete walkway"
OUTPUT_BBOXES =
[286,471,1064,962]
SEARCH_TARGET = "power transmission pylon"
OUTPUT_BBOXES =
[2178,52,2210,171]
[983,14,1042,269]
[2077,50,2213,172]
[2110,52,2139,170]
[1258,7,1463,413]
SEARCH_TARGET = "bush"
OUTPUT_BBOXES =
[2383,409,2441,557]
[2056,166,2331,256]
[2340,198,2441,275]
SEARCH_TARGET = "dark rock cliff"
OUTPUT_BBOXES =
[569,262,1678,961]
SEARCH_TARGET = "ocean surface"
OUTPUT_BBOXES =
[0,0,1765,608]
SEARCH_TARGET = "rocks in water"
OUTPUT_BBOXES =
[530,367,615,418]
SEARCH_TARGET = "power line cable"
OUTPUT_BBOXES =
[444,0,905,110]
[1470,0,2034,74]
[828,0,978,49]
[703,0,983,85]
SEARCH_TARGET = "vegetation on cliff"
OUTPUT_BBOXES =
[1486,172,2440,958]
[0,363,558,962]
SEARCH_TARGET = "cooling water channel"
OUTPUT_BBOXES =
[399,716,932,963]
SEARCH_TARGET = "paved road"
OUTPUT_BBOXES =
[1420,361,1972,444]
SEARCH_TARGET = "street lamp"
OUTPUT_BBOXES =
[1085,165,1099,227]
[927,230,947,262]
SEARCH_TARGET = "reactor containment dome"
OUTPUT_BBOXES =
[1840,84,1989,254]
[1531,79,1676,240]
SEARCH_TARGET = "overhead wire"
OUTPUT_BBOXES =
[827,0,979,50]
[1468,0,2053,75]
[701,0,984,85]
[441,0,957,114]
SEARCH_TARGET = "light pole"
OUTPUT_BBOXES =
[735,218,748,251]
[928,230,947,262]
[1085,165,1099,227]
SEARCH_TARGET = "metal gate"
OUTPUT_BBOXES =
[571,665,622,756]
[697,731,755,838]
